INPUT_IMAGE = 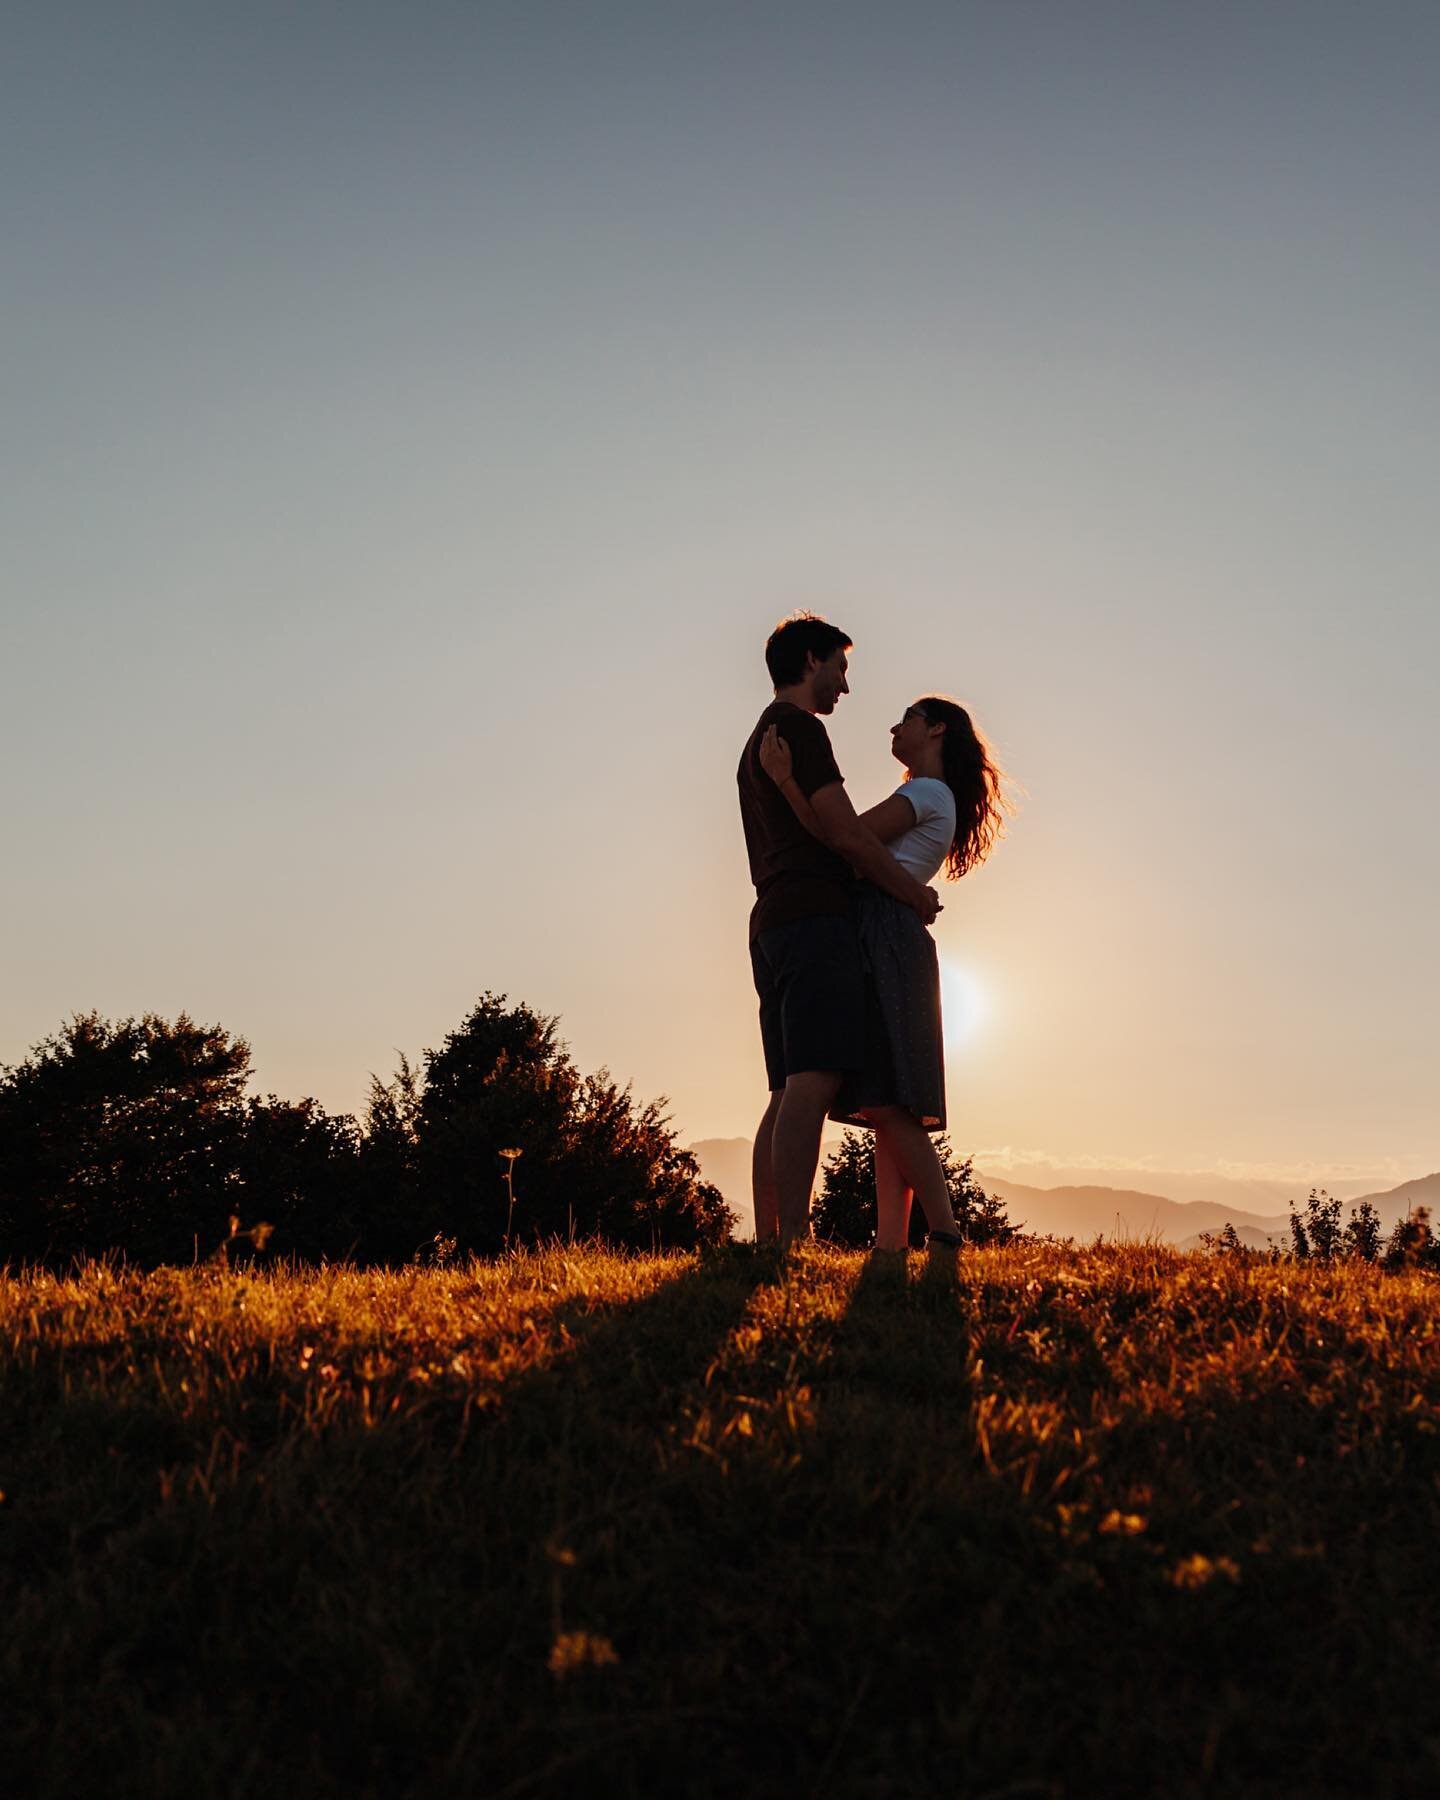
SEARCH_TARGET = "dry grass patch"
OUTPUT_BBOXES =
[2,1242,1438,1797]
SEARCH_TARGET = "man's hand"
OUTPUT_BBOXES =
[759,723,794,787]
[915,886,943,926]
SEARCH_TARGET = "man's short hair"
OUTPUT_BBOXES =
[765,613,853,687]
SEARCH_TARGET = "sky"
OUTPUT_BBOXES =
[4,0,1437,1188]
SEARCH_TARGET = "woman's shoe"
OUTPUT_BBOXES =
[925,1229,964,1250]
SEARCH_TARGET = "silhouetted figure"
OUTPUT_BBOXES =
[762,693,1010,1251]
[736,614,940,1247]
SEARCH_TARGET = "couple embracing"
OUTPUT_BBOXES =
[736,613,1007,1252]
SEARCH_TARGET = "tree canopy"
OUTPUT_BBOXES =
[0,996,734,1268]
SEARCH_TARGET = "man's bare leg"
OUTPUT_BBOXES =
[752,1091,783,1242]
[773,1070,842,1247]
[873,1136,914,1251]
[862,1106,961,1241]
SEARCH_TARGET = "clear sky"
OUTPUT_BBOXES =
[4,0,1437,1186]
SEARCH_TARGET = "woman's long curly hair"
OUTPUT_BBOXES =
[913,696,1012,880]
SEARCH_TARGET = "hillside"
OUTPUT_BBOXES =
[973,1176,1291,1244]
[690,1138,1440,1247]
[1350,1169,1440,1218]
[3,1244,1438,1796]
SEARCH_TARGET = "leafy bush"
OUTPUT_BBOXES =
[1290,1188,1342,1260]
[1384,1204,1438,1271]
[1344,1200,1384,1263]
[813,1129,1016,1247]
[1202,1189,1436,1272]
[1,996,734,1267]
[0,1012,356,1267]
[372,994,734,1255]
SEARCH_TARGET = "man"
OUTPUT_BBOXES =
[737,614,941,1246]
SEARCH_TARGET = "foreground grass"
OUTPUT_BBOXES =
[3,1242,1439,1798]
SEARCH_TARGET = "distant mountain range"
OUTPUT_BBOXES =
[688,1137,1440,1248]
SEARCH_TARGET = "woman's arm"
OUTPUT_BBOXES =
[759,725,823,836]
[761,727,919,844]
[759,726,938,920]
[856,794,917,843]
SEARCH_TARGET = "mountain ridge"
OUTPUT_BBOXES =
[688,1136,1440,1246]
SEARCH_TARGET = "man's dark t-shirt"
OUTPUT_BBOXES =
[737,701,856,941]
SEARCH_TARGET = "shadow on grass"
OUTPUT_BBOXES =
[430,1244,803,1791]
[490,1248,988,1800]
[13,1244,1440,1800]
[445,1246,1440,1800]
[0,1247,790,1800]
[463,1241,787,1468]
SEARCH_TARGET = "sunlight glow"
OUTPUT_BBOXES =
[940,960,988,1049]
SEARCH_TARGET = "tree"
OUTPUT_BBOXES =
[392,994,581,1252]
[1289,1189,1343,1262]
[0,994,735,1267]
[1343,1200,1383,1263]
[369,994,736,1255]
[352,1053,427,1263]
[0,1012,360,1268]
[233,1095,362,1263]
[811,1132,877,1246]
[813,1130,1016,1248]
[1384,1205,1438,1270]
[561,1070,733,1249]
[0,1012,252,1265]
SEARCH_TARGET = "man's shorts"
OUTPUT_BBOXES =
[749,912,866,1092]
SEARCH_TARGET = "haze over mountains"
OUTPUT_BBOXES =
[689,1139,1440,1248]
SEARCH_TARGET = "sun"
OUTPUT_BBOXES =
[939,960,988,1048]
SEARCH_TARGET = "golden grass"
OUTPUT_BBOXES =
[3,1241,1438,1797]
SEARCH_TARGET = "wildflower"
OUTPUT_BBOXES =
[547,1631,619,1677]
[1172,1553,1241,1589]
[499,1148,523,1250]
[1098,1511,1148,1537]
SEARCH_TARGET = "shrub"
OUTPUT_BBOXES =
[813,1130,1016,1248]
[0,1012,347,1267]
[1196,1221,1246,1255]
[1206,1192,1434,1273]
[1289,1189,1343,1261]
[365,993,736,1255]
[1384,1205,1438,1271]
[0,995,731,1267]
[1344,1200,1384,1263]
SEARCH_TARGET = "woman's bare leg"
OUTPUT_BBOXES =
[862,1106,961,1240]
[873,1136,913,1251]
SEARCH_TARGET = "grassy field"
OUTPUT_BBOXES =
[3,1240,1439,1798]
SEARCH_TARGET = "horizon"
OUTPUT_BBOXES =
[4,1,1436,1180]
[684,1144,1425,1202]
[684,1131,1436,1206]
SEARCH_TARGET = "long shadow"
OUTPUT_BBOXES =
[824,1242,975,1405]
[1,1243,789,1800]
[434,1245,793,1789]
[466,1242,785,1453]
[760,1249,996,1798]
[475,1248,984,1800]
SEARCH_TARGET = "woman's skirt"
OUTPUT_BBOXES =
[830,883,946,1131]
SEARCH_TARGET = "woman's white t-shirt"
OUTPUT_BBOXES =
[887,777,955,884]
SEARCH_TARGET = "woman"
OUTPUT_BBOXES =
[760,696,1009,1253]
